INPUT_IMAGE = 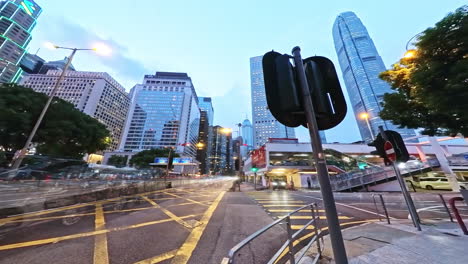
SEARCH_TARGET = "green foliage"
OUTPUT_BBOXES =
[129,148,179,168]
[0,84,110,158]
[379,5,468,136]
[0,151,6,167]
[108,155,128,168]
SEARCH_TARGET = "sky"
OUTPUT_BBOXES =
[27,0,466,143]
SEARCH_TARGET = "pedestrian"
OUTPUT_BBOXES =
[307,177,311,189]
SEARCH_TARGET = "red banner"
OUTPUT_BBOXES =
[252,146,266,169]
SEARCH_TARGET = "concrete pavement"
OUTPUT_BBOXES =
[301,220,468,264]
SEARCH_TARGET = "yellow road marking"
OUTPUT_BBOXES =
[141,196,195,229]
[0,214,199,251]
[166,202,200,208]
[163,192,210,206]
[273,219,379,263]
[134,249,178,264]
[0,187,181,226]
[171,191,226,264]
[291,225,315,230]
[173,189,213,197]
[267,209,326,213]
[94,204,109,264]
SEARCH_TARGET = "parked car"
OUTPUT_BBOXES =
[272,179,287,190]
[419,177,451,190]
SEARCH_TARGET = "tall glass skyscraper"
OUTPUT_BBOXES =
[120,72,200,158]
[241,118,254,149]
[332,12,415,142]
[250,56,296,148]
[0,0,41,83]
[196,97,214,174]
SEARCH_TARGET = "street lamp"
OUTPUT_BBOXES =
[359,112,375,140]
[220,127,232,134]
[11,42,112,170]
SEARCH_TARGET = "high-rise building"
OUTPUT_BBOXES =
[120,72,200,158]
[241,118,254,149]
[198,97,214,126]
[207,126,232,175]
[0,0,42,83]
[20,71,130,150]
[250,56,296,148]
[332,12,415,142]
[19,52,44,74]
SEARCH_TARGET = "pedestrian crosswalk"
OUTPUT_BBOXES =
[247,191,355,232]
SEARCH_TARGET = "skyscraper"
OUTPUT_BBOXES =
[196,97,214,174]
[250,56,296,148]
[0,0,42,83]
[120,72,200,158]
[241,118,254,149]
[20,71,130,150]
[332,12,415,142]
[207,126,232,175]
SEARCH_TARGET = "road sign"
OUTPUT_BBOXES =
[384,141,396,162]
[464,154,468,160]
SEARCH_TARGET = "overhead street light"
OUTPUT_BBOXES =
[11,42,112,170]
[359,112,375,140]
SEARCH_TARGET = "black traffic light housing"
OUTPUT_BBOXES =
[168,151,174,169]
[368,130,410,165]
[385,130,410,163]
[262,51,347,130]
[235,159,240,171]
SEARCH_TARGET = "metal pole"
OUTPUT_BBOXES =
[365,116,375,140]
[292,46,348,263]
[165,148,172,185]
[378,126,421,231]
[285,216,296,264]
[379,194,391,224]
[254,172,257,191]
[438,194,454,222]
[11,49,78,170]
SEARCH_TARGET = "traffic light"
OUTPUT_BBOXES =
[251,165,258,173]
[368,134,387,158]
[303,56,347,130]
[386,130,410,163]
[262,51,347,130]
[368,130,410,165]
[262,51,303,127]
[235,159,240,171]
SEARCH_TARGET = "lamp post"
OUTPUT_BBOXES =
[11,43,111,170]
[359,112,375,140]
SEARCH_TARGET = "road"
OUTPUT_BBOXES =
[0,179,466,264]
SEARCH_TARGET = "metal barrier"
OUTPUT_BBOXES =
[438,194,454,222]
[223,203,323,264]
[448,197,468,235]
[372,194,391,224]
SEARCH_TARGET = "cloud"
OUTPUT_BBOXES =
[39,17,150,88]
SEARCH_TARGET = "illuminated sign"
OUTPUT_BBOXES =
[19,0,40,17]
[153,157,168,164]
[173,158,192,164]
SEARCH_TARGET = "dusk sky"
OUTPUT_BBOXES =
[27,0,465,143]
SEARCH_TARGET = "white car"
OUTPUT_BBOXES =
[419,177,451,190]
[419,177,468,190]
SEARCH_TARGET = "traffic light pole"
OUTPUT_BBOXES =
[378,126,421,231]
[292,47,348,264]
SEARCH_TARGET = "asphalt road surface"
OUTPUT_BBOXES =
[0,179,466,264]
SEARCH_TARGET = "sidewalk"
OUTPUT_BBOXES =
[301,220,468,264]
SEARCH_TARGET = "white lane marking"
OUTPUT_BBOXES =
[291,193,396,219]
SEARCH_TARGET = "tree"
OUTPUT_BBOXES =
[379,6,468,136]
[108,155,128,168]
[0,84,110,159]
[129,148,179,168]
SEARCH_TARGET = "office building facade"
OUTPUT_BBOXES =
[120,72,200,158]
[250,56,296,148]
[20,71,130,150]
[207,126,232,175]
[0,0,41,83]
[196,97,214,174]
[241,118,254,150]
[332,12,415,142]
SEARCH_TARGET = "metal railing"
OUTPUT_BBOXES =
[222,203,323,264]
[372,194,391,224]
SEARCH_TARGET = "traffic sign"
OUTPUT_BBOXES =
[384,141,396,162]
